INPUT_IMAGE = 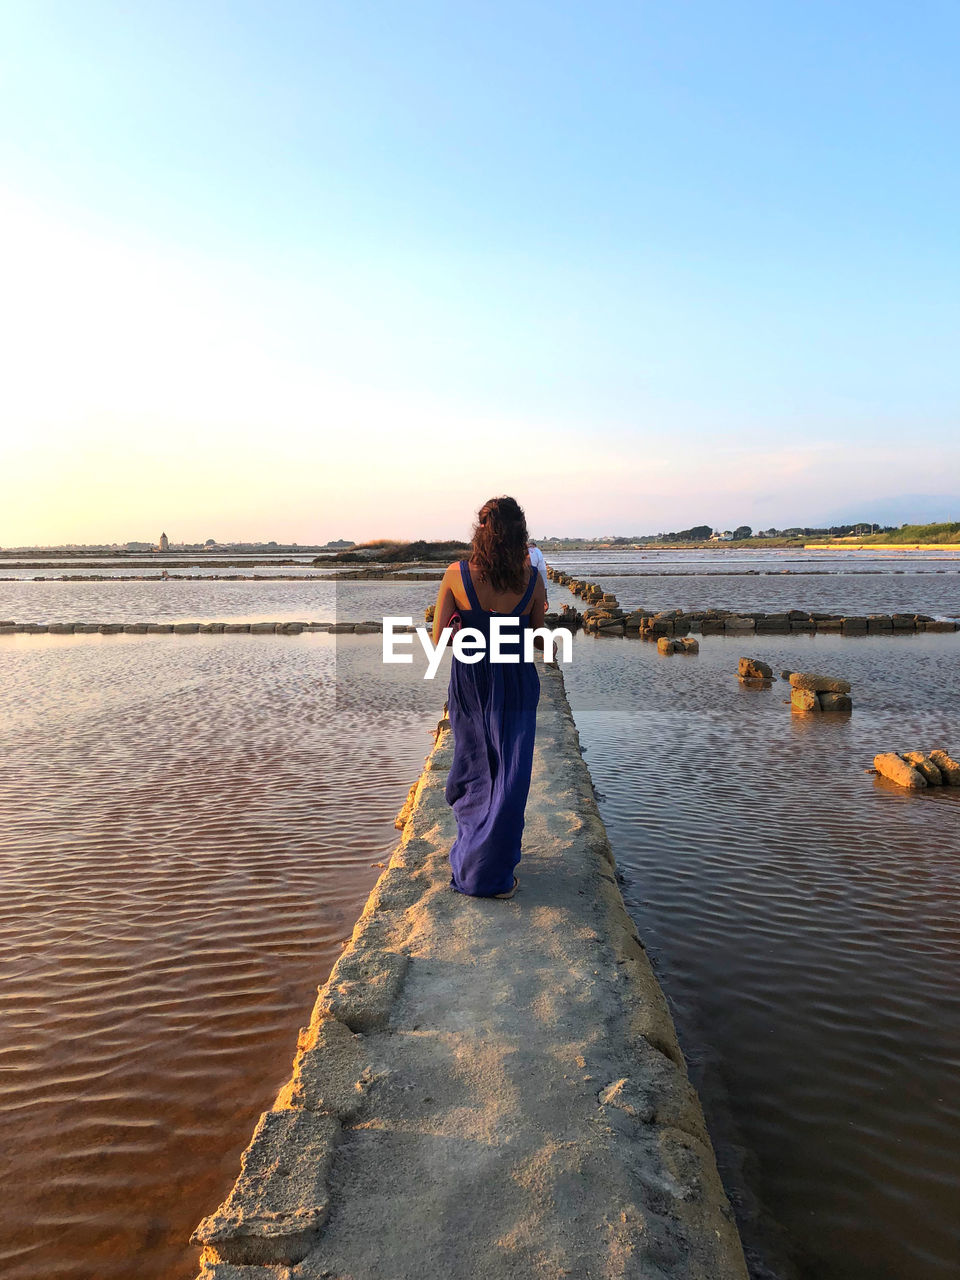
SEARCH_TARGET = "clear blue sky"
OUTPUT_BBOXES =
[1,1,958,542]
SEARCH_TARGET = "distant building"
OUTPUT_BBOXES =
[324,538,355,549]
[158,532,169,552]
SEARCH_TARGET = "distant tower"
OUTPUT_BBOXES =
[159,531,169,552]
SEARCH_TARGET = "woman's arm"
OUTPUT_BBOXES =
[432,565,461,647]
[529,576,546,631]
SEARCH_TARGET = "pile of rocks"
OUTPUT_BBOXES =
[657,636,699,655]
[783,671,853,714]
[582,594,627,634]
[544,604,582,630]
[874,749,960,789]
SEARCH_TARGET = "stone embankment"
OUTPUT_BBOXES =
[191,663,748,1280]
[546,567,959,635]
[0,567,442,582]
[0,621,414,635]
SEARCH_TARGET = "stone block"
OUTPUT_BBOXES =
[276,1017,372,1119]
[191,1109,339,1265]
[841,617,868,634]
[677,637,699,653]
[929,749,960,785]
[316,950,410,1032]
[173,623,200,634]
[738,658,773,680]
[756,615,790,633]
[867,615,893,632]
[789,672,852,694]
[723,616,755,632]
[791,688,821,713]
[902,752,943,785]
[250,622,277,634]
[874,753,926,789]
[818,692,852,713]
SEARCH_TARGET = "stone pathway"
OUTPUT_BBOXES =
[192,662,747,1280]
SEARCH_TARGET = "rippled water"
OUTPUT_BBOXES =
[0,633,441,1280]
[3,557,960,1280]
[586,571,960,618]
[557,624,960,1280]
[547,548,960,574]
[0,578,438,625]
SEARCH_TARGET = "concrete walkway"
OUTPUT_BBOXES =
[193,662,747,1280]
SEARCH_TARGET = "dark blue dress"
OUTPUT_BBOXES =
[445,560,541,897]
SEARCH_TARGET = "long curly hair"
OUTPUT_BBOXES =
[470,496,530,594]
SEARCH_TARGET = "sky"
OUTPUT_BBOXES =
[1,0,958,544]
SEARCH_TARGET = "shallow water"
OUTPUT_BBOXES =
[3,556,960,1280]
[547,548,960,574]
[557,624,960,1280]
[0,577,437,625]
[0,633,440,1280]
[585,570,960,618]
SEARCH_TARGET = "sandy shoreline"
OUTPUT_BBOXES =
[192,661,747,1280]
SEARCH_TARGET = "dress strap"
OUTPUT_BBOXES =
[459,560,484,611]
[514,565,539,615]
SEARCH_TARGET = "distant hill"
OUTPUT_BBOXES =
[314,539,471,565]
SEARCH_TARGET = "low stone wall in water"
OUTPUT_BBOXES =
[547,567,959,636]
[0,621,408,635]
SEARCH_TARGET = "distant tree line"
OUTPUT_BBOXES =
[654,525,714,542]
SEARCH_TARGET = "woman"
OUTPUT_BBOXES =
[431,496,546,898]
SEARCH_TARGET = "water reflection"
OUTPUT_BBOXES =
[561,630,960,1280]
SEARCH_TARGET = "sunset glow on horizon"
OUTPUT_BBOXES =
[2,2,959,545]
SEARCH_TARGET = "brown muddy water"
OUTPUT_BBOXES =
[0,632,440,1280]
[2,561,959,1280]
[557,624,960,1280]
